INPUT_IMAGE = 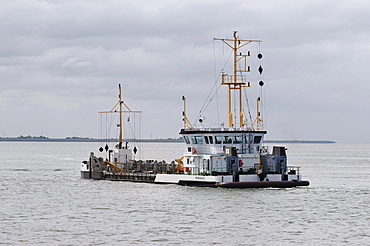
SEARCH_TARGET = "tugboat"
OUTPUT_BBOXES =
[81,31,309,188]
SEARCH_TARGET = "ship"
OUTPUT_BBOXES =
[81,31,310,188]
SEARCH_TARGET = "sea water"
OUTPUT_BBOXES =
[0,142,369,245]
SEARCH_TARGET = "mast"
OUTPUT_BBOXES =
[99,84,142,149]
[119,84,123,149]
[214,31,261,128]
[182,96,193,130]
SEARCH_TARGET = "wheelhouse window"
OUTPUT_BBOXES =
[233,136,242,143]
[208,136,214,144]
[223,136,232,144]
[184,136,190,144]
[191,136,203,144]
[196,136,203,144]
[254,136,262,144]
[245,135,252,144]
[204,136,209,144]
[215,136,223,144]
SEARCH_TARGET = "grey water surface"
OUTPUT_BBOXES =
[1,142,369,245]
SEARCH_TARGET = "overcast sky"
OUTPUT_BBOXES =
[1,0,369,143]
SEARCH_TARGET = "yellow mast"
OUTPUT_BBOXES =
[182,96,193,130]
[214,31,261,128]
[119,84,123,148]
[99,84,142,149]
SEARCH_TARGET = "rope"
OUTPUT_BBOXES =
[257,42,266,132]
[213,40,220,124]
[194,44,233,126]
[243,86,253,128]
[99,113,103,147]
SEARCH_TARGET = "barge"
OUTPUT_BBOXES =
[81,31,310,188]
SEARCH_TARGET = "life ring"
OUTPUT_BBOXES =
[192,147,197,153]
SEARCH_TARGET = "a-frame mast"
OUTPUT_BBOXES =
[214,31,261,128]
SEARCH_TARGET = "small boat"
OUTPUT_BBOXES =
[81,31,309,188]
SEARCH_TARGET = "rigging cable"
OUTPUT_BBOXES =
[100,113,103,147]
[138,113,143,159]
[194,43,234,126]
[103,110,117,150]
[125,112,143,159]
[257,42,266,132]
[243,82,254,128]
[214,40,220,124]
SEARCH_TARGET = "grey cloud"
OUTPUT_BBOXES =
[1,0,370,142]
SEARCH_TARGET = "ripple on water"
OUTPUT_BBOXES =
[1,142,370,245]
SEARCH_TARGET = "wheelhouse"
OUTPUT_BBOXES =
[180,129,267,155]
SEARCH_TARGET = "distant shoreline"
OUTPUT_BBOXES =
[0,138,335,144]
